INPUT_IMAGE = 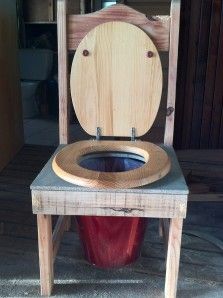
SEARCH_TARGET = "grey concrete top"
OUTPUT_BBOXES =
[31,144,189,195]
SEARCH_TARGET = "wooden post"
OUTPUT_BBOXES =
[37,215,54,296]
[57,0,70,144]
[161,0,181,265]
[80,0,85,14]
[165,218,183,298]
[164,0,181,146]
[48,0,54,22]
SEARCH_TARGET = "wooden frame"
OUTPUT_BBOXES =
[35,1,185,297]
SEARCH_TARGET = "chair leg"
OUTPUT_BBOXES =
[37,214,54,296]
[159,219,170,253]
[165,218,183,298]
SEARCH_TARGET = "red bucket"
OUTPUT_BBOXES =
[76,153,147,268]
[76,216,148,268]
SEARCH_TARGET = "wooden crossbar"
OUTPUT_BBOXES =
[67,4,170,51]
[52,215,71,261]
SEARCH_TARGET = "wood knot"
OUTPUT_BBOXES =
[166,107,174,116]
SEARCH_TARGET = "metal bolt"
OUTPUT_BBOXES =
[147,51,154,58]
[83,49,89,56]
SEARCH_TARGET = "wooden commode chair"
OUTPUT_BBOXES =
[30,1,188,297]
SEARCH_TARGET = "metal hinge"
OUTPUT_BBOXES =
[131,127,136,141]
[96,127,101,140]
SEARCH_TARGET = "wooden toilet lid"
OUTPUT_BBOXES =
[70,21,163,137]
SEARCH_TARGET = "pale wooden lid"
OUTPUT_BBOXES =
[70,21,163,137]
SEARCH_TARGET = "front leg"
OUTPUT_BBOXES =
[37,214,54,296]
[165,218,183,298]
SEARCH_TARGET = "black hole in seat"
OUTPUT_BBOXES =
[78,151,145,173]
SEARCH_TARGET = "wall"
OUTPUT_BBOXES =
[175,0,223,149]
[0,0,24,171]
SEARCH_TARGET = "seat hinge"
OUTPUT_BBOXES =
[131,127,136,141]
[96,127,101,141]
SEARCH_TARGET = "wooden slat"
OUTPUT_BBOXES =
[175,0,223,150]
[67,4,170,51]
[32,190,187,218]
[173,0,191,149]
[180,1,202,149]
[219,106,223,148]
[200,0,222,148]
[57,0,70,144]
[190,0,212,148]
[211,2,223,148]
[164,0,180,146]
[127,1,171,15]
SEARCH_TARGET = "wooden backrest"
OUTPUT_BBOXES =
[57,0,181,145]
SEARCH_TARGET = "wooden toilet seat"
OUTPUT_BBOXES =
[53,22,171,189]
[52,140,170,189]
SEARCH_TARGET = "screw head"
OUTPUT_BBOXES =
[147,51,154,58]
[83,49,89,56]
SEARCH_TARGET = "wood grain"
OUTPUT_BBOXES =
[173,0,191,149]
[57,0,70,144]
[52,140,170,189]
[37,214,54,296]
[200,0,222,148]
[210,1,223,148]
[177,1,202,149]
[67,4,170,51]
[190,0,212,148]
[174,0,223,150]
[70,22,163,137]
[164,0,180,146]
[165,218,183,298]
[32,190,187,218]
[0,0,24,171]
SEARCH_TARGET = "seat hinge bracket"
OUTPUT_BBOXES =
[96,127,101,141]
[131,127,136,141]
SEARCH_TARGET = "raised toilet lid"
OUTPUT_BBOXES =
[70,21,163,137]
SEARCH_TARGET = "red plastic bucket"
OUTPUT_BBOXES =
[76,153,148,268]
[76,216,148,268]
